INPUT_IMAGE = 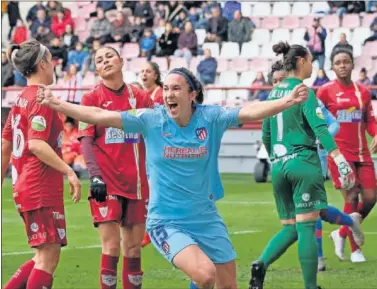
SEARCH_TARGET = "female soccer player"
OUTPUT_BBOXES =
[77,46,153,289]
[250,42,355,289]
[140,61,164,105]
[1,40,81,289]
[317,47,377,263]
[37,64,308,289]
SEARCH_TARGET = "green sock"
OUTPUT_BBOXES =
[260,224,298,268]
[296,221,318,289]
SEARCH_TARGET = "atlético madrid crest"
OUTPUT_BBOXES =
[196,127,208,141]
[162,241,170,253]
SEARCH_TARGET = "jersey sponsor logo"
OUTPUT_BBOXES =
[337,107,362,123]
[78,121,89,130]
[128,274,143,286]
[161,241,170,254]
[57,228,66,240]
[336,92,344,97]
[273,144,288,158]
[163,146,208,159]
[302,193,310,202]
[103,101,113,107]
[101,274,117,286]
[99,206,108,218]
[30,223,39,232]
[196,127,208,141]
[105,127,140,144]
[31,116,47,131]
[337,98,350,103]
[315,107,325,119]
[28,231,46,242]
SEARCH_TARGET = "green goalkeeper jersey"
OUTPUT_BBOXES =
[262,77,338,161]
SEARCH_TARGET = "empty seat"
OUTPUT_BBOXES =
[324,37,334,58]
[220,42,240,58]
[204,89,226,105]
[252,2,271,17]
[250,16,261,28]
[355,56,373,71]
[241,2,252,17]
[262,16,280,30]
[250,57,270,72]
[272,2,291,17]
[104,42,122,54]
[352,27,372,45]
[229,58,250,72]
[251,29,270,45]
[353,43,363,58]
[82,72,96,86]
[219,71,239,86]
[202,42,220,57]
[74,17,87,32]
[271,28,290,43]
[299,15,315,28]
[122,43,140,59]
[169,57,188,69]
[216,58,229,73]
[291,28,307,45]
[122,71,137,83]
[151,57,168,72]
[190,56,204,73]
[195,29,206,46]
[342,14,361,29]
[227,90,250,102]
[331,28,351,44]
[77,30,90,42]
[362,13,377,28]
[281,16,299,29]
[127,58,147,72]
[240,42,260,58]
[321,15,340,29]
[363,42,377,57]
[292,2,311,16]
[260,43,276,59]
[239,71,257,86]
[312,2,330,14]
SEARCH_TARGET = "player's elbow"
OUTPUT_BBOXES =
[28,139,44,155]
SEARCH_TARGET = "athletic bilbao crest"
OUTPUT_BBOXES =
[128,274,143,286]
[162,241,170,253]
[99,206,108,218]
[101,274,117,286]
[57,228,66,240]
[196,127,208,141]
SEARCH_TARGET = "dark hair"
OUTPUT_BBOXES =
[94,46,121,61]
[270,60,284,78]
[272,41,308,72]
[169,67,204,104]
[6,39,49,77]
[330,47,354,64]
[147,61,163,87]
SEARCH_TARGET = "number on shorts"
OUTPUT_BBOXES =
[12,114,25,159]
[150,226,168,246]
[276,112,283,141]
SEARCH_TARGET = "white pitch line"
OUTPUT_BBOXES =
[220,200,274,205]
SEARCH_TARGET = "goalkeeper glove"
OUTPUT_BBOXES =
[333,154,355,191]
[90,176,107,202]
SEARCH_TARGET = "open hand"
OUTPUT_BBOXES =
[286,83,309,106]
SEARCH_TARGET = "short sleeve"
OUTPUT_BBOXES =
[316,85,328,106]
[136,88,154,109]
[77,93,96,138]
[120,108,154,135]
[27,100,54,142]
[2,109,13,141]
[213,106,241,134]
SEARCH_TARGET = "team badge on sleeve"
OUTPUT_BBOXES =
[79,121,89,130]
[196,127,208,141]
[31,116,46,131]
[316,107,325,119]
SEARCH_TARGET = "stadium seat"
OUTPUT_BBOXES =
[169,57,188,69]
[321,15,340,29]
[271,28,291,43]
[299,15,315,28]
[64,2,79,18]
[204,89,226,105]
[122,43,140,59]
[216,58,229,73]
[229,58,250,72]
[363,42,377,57]
[239,71,257,86]
[250,16,261,28]
[291,2,311,17]
[351,27,372,45]
[240,42,260,58]
[77,30,90,42]
[74,17,87,32]
[122,70,137,83]
[202,42,220,57]
[220,42,240,59]
[262,16,280,30]
[311,2,330,14]
[241,2,252,17]
[355,56,373,71]
[260,43,276,59]
[104,43,122,54]
[227,89,250,102]
[219,71,239,86]
[351,69,359,81]
[83,72,96,86]
[342,14,361,29]
[324,38,334,58]
[195,29,206,46]
[353,43,363,57]
[127,58,147,72]
[151,57,168,72]
[331,28,351,44]
[272,2,291,17]
[281,16,300,29]
[251,29,270,45]
[189,56,204,73]
[252,2,271,17]
[362,13,377,28]
[291,28,307,45]
[250,57,270,72]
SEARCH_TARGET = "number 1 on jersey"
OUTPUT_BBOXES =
[277,112,283,141]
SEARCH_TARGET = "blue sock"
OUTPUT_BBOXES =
[190,280,199,289]
[321,205,353,226]
[315,217,323,258]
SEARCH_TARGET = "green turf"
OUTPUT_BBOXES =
[2,174,377,288]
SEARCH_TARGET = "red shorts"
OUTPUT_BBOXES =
[20,206,67,248]
[89,194,148,227]
[328,158,377,190]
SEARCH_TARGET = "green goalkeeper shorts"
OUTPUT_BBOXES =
[271,151,328,220]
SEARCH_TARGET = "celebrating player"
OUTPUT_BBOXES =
[250,42,355,289]
[140,61,164,105]
[37,65,308,289]
[77,46,152,289]
[317,47,377,263]
[1,40,81,289]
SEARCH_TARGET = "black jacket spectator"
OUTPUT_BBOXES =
[46,1,63,18]
[62,24,79,51]
[228,10,254,45]
[333,33,353,52]
[109,12,132,44]
[157,23,178,56]
[86,8,112,46]
[97,1,116,12]
[26,1,46,25]
[127,17,144,43]
[1,52,15,87]
[49,38,68,68]
[30,9,51,38]
[133,1,154,28]
[7,1,21,40]
[205,6,229,43]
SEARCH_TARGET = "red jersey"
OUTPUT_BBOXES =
[78,83,153,200]
[146,86,163,105]
[317,80,377,162]
[2,86,64,212]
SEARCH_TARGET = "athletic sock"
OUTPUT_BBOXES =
[296,221,318,289]
[123,257,143,289]
[100,254,119,289]
[4,259,35,289]
[339,203,354,238]
[315,218,323,258]
[259,224,298,268]
[321,205,353,226]
[190,280,199,289]
[26,268,53,289]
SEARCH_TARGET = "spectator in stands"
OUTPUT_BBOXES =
[155,2,168,20]
[1,51,14,87]
[140,28,156,60]
[363,22,377,45]
[370,17,377,31]
[49,37,67,78]
[304,18,327,69]
[67,42,89,71]
[86,7,112,46]
[46,1,64,18]
[357,68,372,86]
[97,0,116,12]
[14,71,27,86]
[154,18,166,39]
[26,1,46,26]
[165,1,187,23]
[109,11,132,44]
[313,69,330,87]
[157,22,178,56]
[173,10,190,33]
[201,0,221,15]
[62,117,81,176]
[347,1,366,13]
[250,72,268,101]
[61,64,84,104]
[367,1,377,12]
[62,24,79,51]
[30,9,51,38]
[129,16,144,43]
[134,1,154,28]
[7,1,21,40]
[328,1,348,17]
[11,19,27,45]
[35,25,55,46]
[83,39,101,74]
[188,7,200,28]
[197,48,217,85]
[371,72,377,99]
[333,32,353,52]
[205,6,228,44]
[223,1,241,21]
[51,9,74,38]
[174,21,198,65]
[228,10,254,47]
[195,9,212,30]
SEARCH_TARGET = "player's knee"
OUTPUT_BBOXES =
[102,238,121,256]
[34,244,61,274]
[196,264,216,289]
[121,239,141,258]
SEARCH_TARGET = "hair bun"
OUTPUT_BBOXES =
[272,41,291,56]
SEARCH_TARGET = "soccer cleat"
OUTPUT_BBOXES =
[350,249,366,263]
[317,257,326,272]
[249,260,266,289]
[142,232,151,248]
[349,212,364,246]
[330,230,346,261]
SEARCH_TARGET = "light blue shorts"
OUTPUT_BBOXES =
[146,204,236,264]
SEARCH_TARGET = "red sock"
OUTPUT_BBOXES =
[100,254,119,289]
[4,259,35,289]
[122,257,143,289]
[357,202,363,214]
[347,229,360,252]
[26,269,53,289]
[339,203,354,238]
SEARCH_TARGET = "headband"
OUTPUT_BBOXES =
[11,44,47,73]
[168,70,196,91]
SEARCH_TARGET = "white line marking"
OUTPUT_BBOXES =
[220,201,274,205]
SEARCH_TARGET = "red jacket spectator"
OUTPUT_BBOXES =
[12,19,27,45]
[51,9,74,38]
